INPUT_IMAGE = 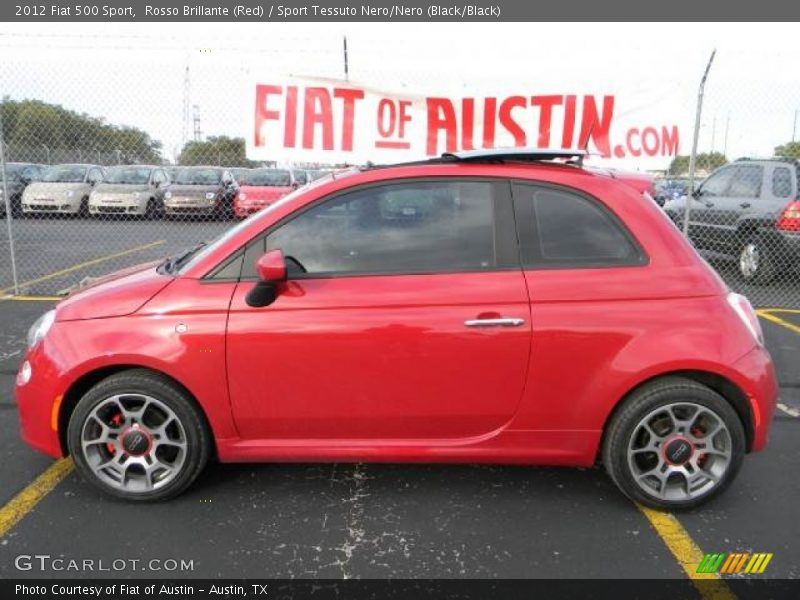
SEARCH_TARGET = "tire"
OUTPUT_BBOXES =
[78,196,90,218]
[738,235,776,285]
[67,369,211,502]
[602,376,745,510]
[145,198,159,220]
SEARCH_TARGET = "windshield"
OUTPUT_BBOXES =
[172,168,222,185]
[2,164,26,182]
[242,169,292,187]
[105,166,152,184]
[41,165,87,183]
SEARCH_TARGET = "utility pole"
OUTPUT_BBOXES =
[182,62,192,149]
[683,49,716,236]
[723,113,730,158]
[343,36,349,81]
[710,115,716,153]
[793,109,798,143]
[192,105,202,142]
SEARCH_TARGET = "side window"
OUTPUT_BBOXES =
[259,180,498,277]
[294,170,308,185]
[727,165,763,198]
[699,167,735,197]
[515,184,644,268]
[153,170,167,185]
[772,167,793,198]
[88,168,103,183]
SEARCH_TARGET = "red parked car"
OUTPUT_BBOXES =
[233,168,300,218]
[16,149,777,508]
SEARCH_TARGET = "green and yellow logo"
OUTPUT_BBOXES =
[697,552,773,574]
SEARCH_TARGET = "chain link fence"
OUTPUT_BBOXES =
[1,30,799,307]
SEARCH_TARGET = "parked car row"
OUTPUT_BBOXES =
[1,163,327,220]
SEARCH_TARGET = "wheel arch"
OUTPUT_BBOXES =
[58,364,217,458]
[599,369,754,461]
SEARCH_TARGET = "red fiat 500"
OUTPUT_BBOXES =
[16,149,777,508]
[233,168,298,218]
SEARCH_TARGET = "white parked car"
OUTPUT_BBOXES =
[88,165,170,218]
[21,164,105,217]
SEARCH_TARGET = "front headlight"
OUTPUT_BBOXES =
[239,192,247,201]
[164,191,172,199]
[205,192,215,200]
[27,310,56,350]
[65,190,74,197]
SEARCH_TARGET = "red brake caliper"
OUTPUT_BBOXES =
[107,413,124,455]
[691,426,707,466]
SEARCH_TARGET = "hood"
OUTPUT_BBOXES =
[94,183,150,194]
[24,181,87,196]
[240,185,291,202]
[56,260,173,322]
[169,184,220,195]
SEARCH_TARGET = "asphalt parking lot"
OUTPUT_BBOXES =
[0,294,798,585]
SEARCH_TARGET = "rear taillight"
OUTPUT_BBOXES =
[727,292,764,346]
[777,200,800,231]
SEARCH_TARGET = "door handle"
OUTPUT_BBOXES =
[704,201,715,208]
[464,318,526,328]
[740,202,751,209]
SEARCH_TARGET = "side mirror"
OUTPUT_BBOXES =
[691,188,702,199]
[291,181,299,189]
[246,249,287,308]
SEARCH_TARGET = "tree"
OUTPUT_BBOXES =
[668,152,727,175]
[775,141,800,160]
[0,97,162,164]
[178,136,256,167]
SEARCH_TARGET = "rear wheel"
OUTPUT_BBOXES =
[68,370,210,501]
[738,235,776,284]
[602,377,745,510]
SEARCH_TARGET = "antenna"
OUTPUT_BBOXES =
[577,122,595,168]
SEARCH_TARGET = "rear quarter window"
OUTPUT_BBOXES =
[513,183,646,269]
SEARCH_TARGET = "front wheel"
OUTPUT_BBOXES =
[68,370,210,501]
[602,377,745,510]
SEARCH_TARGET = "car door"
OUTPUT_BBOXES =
[714,164,764,252]
[690,165,737,250]
[225,178,532,441]
[510,182,650,432]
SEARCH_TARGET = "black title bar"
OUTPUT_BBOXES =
[3,0,800,22]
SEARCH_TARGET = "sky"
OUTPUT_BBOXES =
[0,22,798,170]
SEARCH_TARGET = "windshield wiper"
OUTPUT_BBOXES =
[161,242,206,275]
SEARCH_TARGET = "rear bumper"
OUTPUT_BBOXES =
[731,344,778,452]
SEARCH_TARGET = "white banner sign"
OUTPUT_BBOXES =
[246,76,682,166]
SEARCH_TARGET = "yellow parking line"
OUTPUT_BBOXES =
[638,505,736,600]
[0,240,166,295]
[758,308,800,314]
[756,309,800,336]
[777,402,800,418]
[3,295,63,301]
[0,458,73,539]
